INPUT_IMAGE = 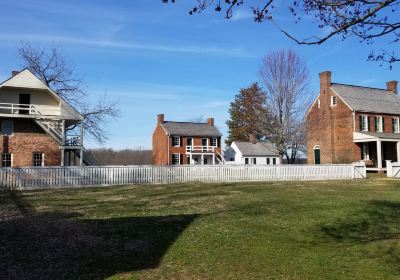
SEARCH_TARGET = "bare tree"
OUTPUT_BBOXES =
[260,49,311,163]
[163,0,400,68]
[18,42,120,144]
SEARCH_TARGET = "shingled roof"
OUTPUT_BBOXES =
[161,121,222,137]
[234,141,279,157]
[331,83,400,115]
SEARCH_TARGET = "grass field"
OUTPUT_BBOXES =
[2,178,400,279]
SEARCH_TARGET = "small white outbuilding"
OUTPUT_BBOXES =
[224,136,281,165]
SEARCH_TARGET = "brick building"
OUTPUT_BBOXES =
[152,114,223,165]
[307,70,399,171]
[0,69,90,167]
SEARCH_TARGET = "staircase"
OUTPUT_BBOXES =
[35,120,63,145]
[215,150,226,165]
[74,148,98,166]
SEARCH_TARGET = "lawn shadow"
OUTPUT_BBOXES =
[0,191,198,280]
[320,200,400,243]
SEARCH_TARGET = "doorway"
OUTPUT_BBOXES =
[19,94,31,114]
[314,145,321,164]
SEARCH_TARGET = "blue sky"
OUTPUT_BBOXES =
[0,0,398,149]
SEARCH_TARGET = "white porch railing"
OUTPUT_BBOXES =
[0,103,60,116]
[186,146,217,153]
[0,163,366,190]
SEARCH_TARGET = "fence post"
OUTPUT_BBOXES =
[386,160,393,178]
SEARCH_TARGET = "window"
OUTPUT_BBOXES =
[187,155,191,164]
[272,158,277,165]
[187,138,193,146]
[211,138,217,147]
[2,153,12,167]
[230,157,234,161]
[314,145,321,165]
[393,118,400,133]
[317,99,321,108]
[172,136,180,147]
[1,120,13,136]
[267,158,270,165]
[204,157,208,164]
[201,138,208,146]
[245,158,249,165]
[360,115,369,132]
[172,154,180,165]
[361,143,369,160]
[375,116,384,132]
[33,153,44,167]
[252,158,257,165]
[331,96,337,107]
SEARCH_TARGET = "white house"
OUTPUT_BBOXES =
[224,136,281,165]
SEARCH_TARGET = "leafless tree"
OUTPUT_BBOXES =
[89,148,153,165]
[260,49,312,163]
[163,0,400,68]
[18,42,120,144]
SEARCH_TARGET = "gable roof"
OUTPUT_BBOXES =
[331,83,400,115]
[0,69,83,120]
[233,141,279,157]
[161,121,222,137]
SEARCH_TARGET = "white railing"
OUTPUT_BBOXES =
[186,146,217,153]
[0,103,60,116]
[0,163,366,190]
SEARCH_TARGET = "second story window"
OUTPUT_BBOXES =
[1,120,13,136]
[2,153,12,167]
[360,115,369,132]
[393,118,400,133]
[331,96,337,107]
[375,116,384,132]
[172,136,180,147]
[211,138,217,147]
[187,138,193,146]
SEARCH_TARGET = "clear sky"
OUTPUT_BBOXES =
[0,0,398,149]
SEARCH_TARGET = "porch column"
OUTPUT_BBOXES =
[377,139,382,169]
[212,154,215,165]
[61,120,66,167]
[189,153,192,165]
[201,154,204,165]
[397,142,400,163]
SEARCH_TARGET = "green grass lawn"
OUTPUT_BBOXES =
[2,178,400,279]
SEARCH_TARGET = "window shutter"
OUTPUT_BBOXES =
[180,154,183,165]
[180,137,182,147]
[359,115,362,131]
[367,116,371,131]
[393,118,395,133]
[382,117,385,132]
[374,117,377,132]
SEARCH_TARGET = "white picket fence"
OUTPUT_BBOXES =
[386,161,400,178]
[0,163,366,190]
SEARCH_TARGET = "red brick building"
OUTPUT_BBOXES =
[0,69,89,167]
[307,71,399,171]
[152,114,223,165]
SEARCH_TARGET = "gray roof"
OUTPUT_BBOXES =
[358,132,400,140]
[331,83,400,115]
[234,141,279,156]
[161,122,222,137]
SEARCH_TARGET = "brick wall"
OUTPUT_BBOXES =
[152,123,169,165]
[0,118,61,167]
[169,137,222,164]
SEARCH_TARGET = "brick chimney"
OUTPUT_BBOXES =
[207,117,214,126]
[157,114,165,124]
[249,134,257,144]
[11,70,19,77]
[387,80,398,94]
[319,71,332,95]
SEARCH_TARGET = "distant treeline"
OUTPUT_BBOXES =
[88,148,152,166]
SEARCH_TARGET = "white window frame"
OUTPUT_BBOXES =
[376,116,383,132]
[266,158,270,165]
[201,138,209,147]
[252,158,257,165]
[172,136,180,147]
[187,137,193,147]
[172,153,180,165]
[2,153,12,167]
[272,158,277,165]
[210,138,217,147]
[361,115,369,132]
[394,118,400,133]
[362,143,370,160]
[1,120,13,136]
[244,157,249,165]
[331,96,337,107]
[33,153,44,167]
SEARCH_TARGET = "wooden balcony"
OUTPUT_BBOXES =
[0,103,61,119]
[186,146,217,153]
